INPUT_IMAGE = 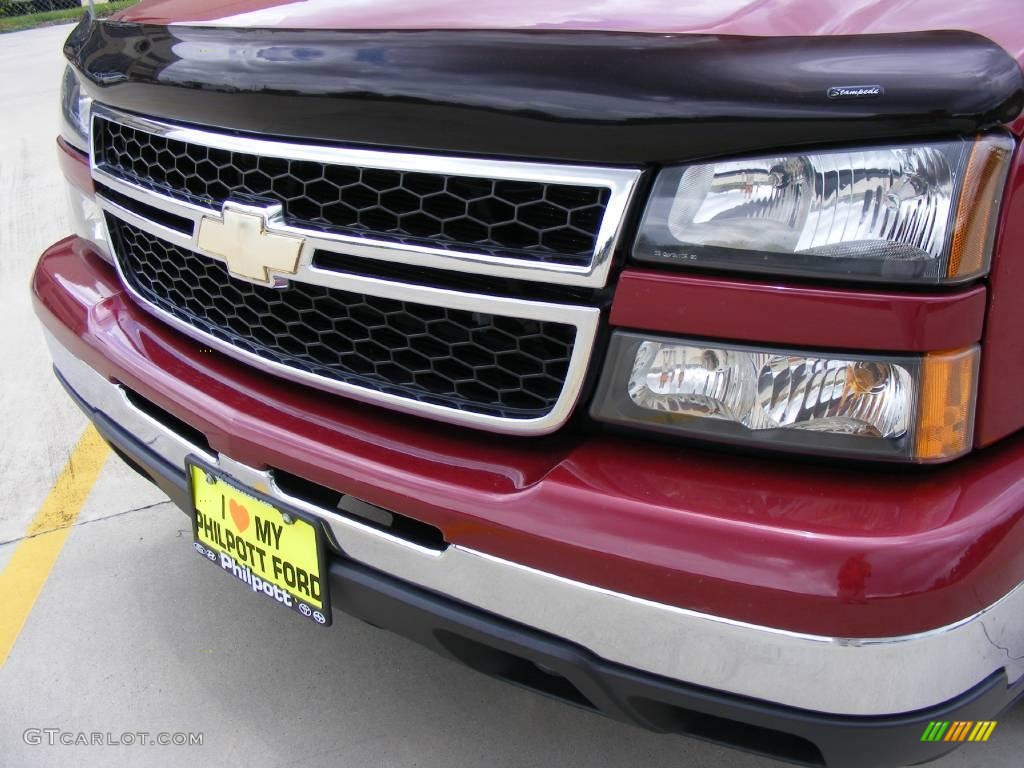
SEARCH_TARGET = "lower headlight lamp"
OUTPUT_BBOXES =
[593,332,979,462]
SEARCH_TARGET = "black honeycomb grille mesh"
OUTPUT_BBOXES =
[96,118,609,266]
[108,218,577,419]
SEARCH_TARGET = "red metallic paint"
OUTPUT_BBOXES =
[32,235,1024,639]
[57,137,93,194]
[50,9,1024,638]
[976,141,1024,446]
[609,271,987,353]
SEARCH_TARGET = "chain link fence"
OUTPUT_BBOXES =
[1,1,136,25]
[2,1,84,17]
[2,0,82,15]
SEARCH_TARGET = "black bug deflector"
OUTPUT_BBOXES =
[64,21,1023,164]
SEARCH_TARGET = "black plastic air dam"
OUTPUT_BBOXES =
[65,21,1024,164]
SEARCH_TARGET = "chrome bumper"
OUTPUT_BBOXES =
[47,330,1024,716]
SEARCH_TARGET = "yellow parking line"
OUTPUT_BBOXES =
[0,426,109,668]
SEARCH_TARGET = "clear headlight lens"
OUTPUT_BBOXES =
[59,65,109,260]
[591,332,979,461]
[634,136,1013,284]
[60,64,92,153]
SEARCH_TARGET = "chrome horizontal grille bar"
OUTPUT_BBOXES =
[108,216,582,421]
[90,105,623,433]
[90,106,641,289]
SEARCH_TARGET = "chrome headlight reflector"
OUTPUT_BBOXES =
[634,136,1013,284]
[60,64,92,154]
[591,333,979,461]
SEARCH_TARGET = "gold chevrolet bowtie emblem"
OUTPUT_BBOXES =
[196,202,304,286]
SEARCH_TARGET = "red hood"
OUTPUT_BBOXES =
[117,0,1023,61]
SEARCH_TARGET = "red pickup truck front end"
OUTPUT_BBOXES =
[32,3,1024,765]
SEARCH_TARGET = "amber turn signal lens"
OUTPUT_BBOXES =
[915,347,980,460]
[594,334,983,462]
[947,138,1015,279]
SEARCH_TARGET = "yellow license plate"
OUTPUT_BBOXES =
[188,462,330,626]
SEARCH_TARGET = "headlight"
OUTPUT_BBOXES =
[60,64,92,153]
[591,332,979,462]
[59,65,110,260]
[634,136,1013,284]
[67,185,112,263]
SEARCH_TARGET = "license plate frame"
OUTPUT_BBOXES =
[186,457,331,626]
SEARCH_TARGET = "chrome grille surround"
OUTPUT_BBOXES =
[90,106,641,288]
[91,105,640,434]
[95,116,613,266]
[107,216,581,420]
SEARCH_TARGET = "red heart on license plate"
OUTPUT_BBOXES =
[229,498,250,533]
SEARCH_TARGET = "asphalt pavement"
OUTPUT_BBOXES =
[1,22,1022,768]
